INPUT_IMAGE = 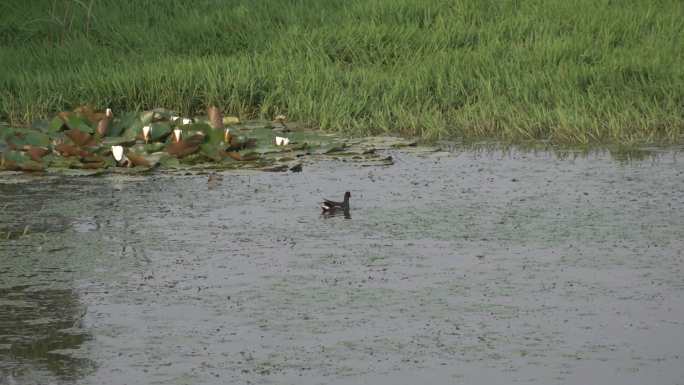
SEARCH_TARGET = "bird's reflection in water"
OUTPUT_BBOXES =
[321,208,351,219]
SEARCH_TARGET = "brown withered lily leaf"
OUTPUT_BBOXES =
[166,134,205,158]
[127,152,151,167]
[78,161,106,169]
[25,146,50,162]
[55,143,89,158]
[5,160,45,172]
[81,153,105,164]
[65,128,97,147]
[1,151,45,172]
[226,136,257,151]
[73,105,107,125]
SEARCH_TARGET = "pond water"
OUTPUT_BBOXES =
[1,146,683,385]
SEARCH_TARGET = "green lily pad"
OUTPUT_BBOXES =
[46,155,84,169]
[102,136,136,148]
[159,155,181,168]
[108,112,138,137]
[63,115,94,134]
[3,128,51,148]
[48,116,66,133]
[178,123,213,138]
[200,143,225,162]
[1,150,44,171]
[4,112,406,175]
[143,142,166,153]
[122,121,144,140]
[149,122,172,142]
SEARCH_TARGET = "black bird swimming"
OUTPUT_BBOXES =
[321,191,351,214]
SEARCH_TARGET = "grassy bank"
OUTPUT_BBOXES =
[1,0,682,144]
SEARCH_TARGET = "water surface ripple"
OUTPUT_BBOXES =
[1,148,683,384]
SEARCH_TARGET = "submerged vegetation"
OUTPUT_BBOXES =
[0,0,683,144]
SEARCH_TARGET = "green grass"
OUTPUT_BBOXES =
[1,0,683,144]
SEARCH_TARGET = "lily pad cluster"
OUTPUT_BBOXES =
[0,107,412,175]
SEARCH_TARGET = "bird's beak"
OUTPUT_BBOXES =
[224,128,230,142]
[105,108,113,119]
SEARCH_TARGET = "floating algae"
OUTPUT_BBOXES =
[0,107,414,176]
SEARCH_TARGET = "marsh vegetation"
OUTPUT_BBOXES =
[1,0,682,144]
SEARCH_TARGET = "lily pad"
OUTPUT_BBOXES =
[1,151,44,171]
[108,112,138,137]
[63,114,94,134]
[102,136,136,148]
[3,128,51,148]
[127,151,161,168]
[48,116,66,133]
[3,110,408,175]
[149,122,172,142]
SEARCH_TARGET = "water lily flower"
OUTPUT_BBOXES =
[142,125,151,143]
[170,116,192,125]
[111,145,125,162]
[275,136,290,146]
[173,128,182,143]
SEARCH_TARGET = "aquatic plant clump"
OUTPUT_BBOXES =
[0,106,404,175]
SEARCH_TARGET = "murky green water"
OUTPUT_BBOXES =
[1,146,683,385]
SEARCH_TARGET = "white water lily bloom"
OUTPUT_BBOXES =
[275,136,290,146]
[111,146,124,162]
[174,129,183,142]
[142,125,151,141]
[181,118,193,125]
[105,108,113,118]
[170,115,180,122]
[173,128,182,142]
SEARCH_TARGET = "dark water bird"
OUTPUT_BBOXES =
[321,191,351,218]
